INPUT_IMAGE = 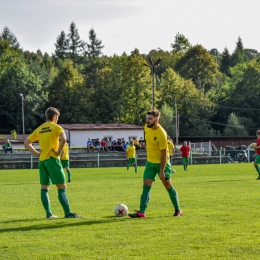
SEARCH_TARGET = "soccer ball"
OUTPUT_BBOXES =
[251,143,256,147]
[114,204,129,217]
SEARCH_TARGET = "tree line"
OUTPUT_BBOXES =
[1,22,260,138]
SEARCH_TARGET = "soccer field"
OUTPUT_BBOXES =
[0,164,259,259]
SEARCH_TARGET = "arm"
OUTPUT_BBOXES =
[24,139,40,157]
[159,149,167,181]
[53,132,66,156]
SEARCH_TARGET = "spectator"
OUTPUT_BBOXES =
[122,138,126,145]
[101,139,107,151]
[123,142,129,150]
[133,137,140,150]
[111,140,118,151]
[87,138,94,152]
[4,139,13,154]
[105,138,112,151]
[94,138,101,151]
[139,137,145,150]
[117,139,125,151]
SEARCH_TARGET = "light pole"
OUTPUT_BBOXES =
[20,93,25,140]
[168,95,179,145]
[144,57,162,110]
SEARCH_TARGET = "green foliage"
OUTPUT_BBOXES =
[0,27,20,49]
[10,130,17,139]
[224,113,247,136]
[1,165,260,259]
[86,28,104,59]
[159,103,175,137]
[175,45,221,92]
[230,36,246,67]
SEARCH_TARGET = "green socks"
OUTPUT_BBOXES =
[58,189,71,216]
[67,170,71,181]
[134,165,138,173]
[167,186,180,211]
[140,185,151,214]
[254,166,260,176]
[41,189,52,217]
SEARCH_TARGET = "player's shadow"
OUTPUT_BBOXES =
[0,217,129,233]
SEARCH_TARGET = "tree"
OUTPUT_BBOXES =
[54,31,68,59]
[171,33,191,55]
[67,22,86,66]
[224,113,247,136]
[0,27,20,49]
[0,41,47,133]
[174,45,221,92]
[230,36,246,67]
[220,47,231,76]
[86,28,104,59]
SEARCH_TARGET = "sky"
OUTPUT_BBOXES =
[1,0,260,56]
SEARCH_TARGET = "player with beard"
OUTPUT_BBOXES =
[128,110,182,218]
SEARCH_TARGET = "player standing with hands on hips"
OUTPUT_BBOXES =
[128,110,182,218]
[251,130,260,180]
[24,107,81,219]
[180,141,190,171]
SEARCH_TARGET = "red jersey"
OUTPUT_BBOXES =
[180,145,190,157]
[256,138,260,155]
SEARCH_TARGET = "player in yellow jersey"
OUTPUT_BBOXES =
[126,141,138,173]
[61,141,71,182]
[167,136,176,173]
[24,107,81,219]
[129,110,182,218]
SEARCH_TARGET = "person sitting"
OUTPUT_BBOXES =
[111,140,118,151]
[117,139,125,151]
[123,142,129,150]
[139,137,145,150]
[94,138,101,151]
[133,137,140,150]
[3,139,13,154]
[100,139,107,151]
[105,138,112,151]
[87,138,94,152]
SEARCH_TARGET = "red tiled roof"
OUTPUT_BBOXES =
[60,123,143,131]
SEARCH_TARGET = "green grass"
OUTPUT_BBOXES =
[0,163,259,259]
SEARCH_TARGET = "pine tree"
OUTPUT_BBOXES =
[86,28,104,59]
[0,27,20,49]
[231,36,246,67]
[54,31,68,59]
[67,22,86,66]
[220,47,231,76]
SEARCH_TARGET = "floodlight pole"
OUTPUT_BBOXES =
[20,93,25,140]
[168,95,179,145]
[144,57,162,110]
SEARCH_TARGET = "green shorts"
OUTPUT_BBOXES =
[182,157,190,163]
[61,160,70,168]
[39,157,66,185]
[254,155,260,164]
[128,157,137,165]
[143,161,172,181]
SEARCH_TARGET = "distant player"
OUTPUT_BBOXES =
[126,141,138,173]
[251,130,260,180]
[180,141,190,171]
[128,110,182,218]
[167,136,176,173]
[24,107,81,219]
[61,140,71,182]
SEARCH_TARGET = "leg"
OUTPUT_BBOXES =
[41,184,53,218]
[162,163,182,216]
[66,167,71,182]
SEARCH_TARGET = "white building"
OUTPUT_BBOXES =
[60,123,144,147]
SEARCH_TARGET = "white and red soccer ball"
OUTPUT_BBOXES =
[114,204,129,217]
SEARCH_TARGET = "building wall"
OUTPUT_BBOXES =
[67,129,144,147]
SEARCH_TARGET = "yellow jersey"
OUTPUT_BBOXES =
[126,145,136,158]
[28,122,64,161]
[167,141,174,155]
[144,124,169,163]
[61,143,69,160]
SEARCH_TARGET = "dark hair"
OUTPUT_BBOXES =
[256,130,260,135]
[147,110,160,117]
[45,107,60,120]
